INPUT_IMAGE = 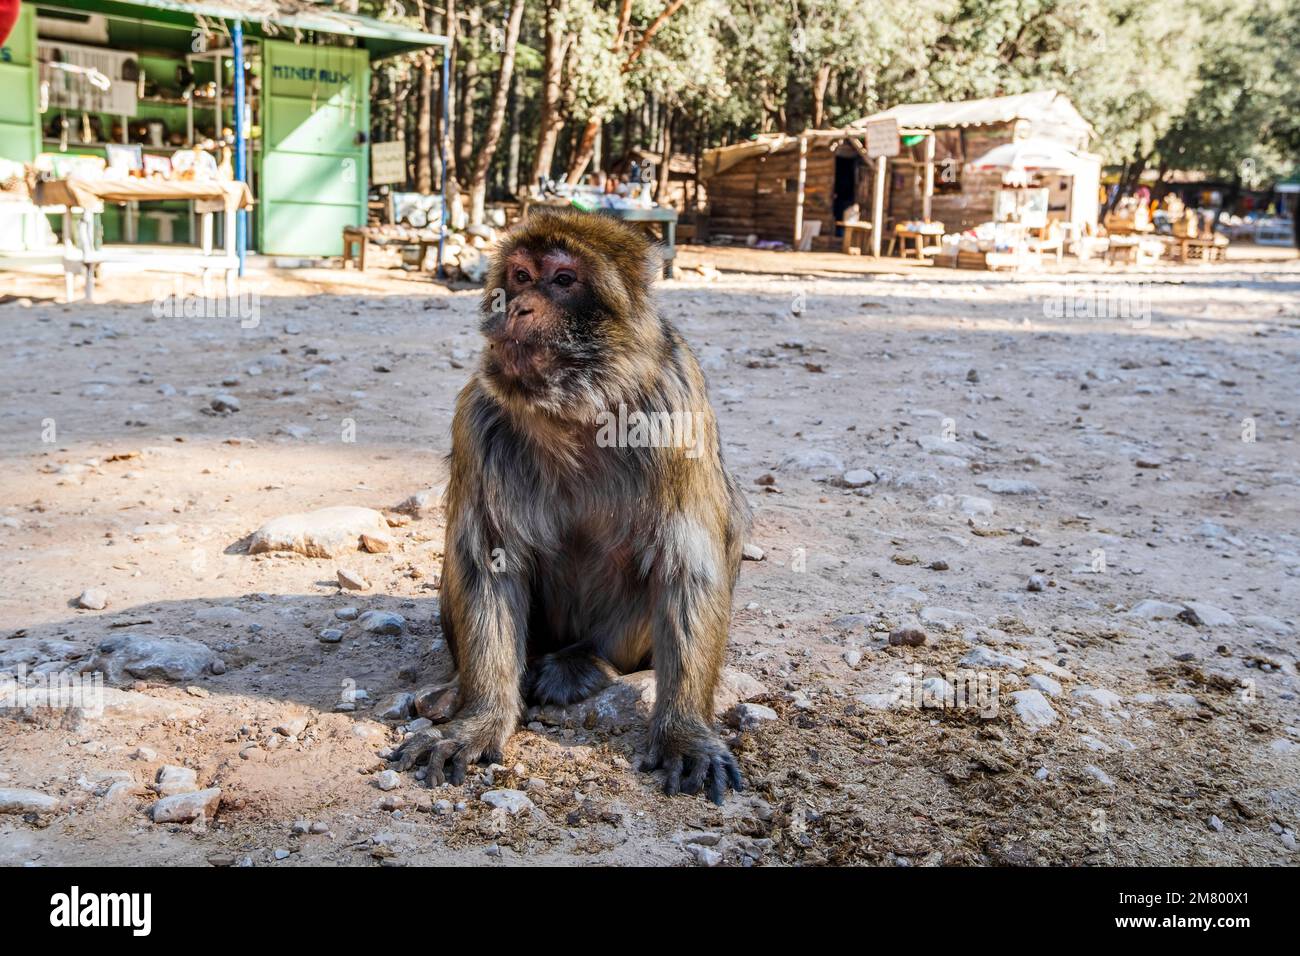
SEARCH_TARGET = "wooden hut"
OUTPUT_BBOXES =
[701,90,1099,250]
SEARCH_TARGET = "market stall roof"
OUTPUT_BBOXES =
[39,0,449,57]
[699,133,798,180]
[852,90,1093,144]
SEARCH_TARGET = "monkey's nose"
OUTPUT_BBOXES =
[512,304,534,319]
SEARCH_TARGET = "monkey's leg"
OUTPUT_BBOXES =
[639,518,744,805]
[526,642,619,706]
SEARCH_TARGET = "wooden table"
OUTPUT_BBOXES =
[836,220,872,255]
[342,225,440,271]
[1174,235,1227,263]
[33,177,252,301]
[888,225,945,260]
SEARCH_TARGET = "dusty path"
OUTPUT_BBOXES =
[1,253,1297,866]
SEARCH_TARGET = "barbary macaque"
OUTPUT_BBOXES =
[396,210,750,803]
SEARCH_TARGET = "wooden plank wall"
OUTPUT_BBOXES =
[705,143,837,244]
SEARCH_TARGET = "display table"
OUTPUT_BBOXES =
[33,177,253,301]
[836,220,873,255]
[888,222,945,260]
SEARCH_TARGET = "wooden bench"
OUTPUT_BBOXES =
[1175,235,1227,263]
[342,225,439,271]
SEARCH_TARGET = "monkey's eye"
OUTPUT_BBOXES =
[514,269,532,284]
[551,270,576,288]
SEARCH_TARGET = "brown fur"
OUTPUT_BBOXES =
[397,210,750,802]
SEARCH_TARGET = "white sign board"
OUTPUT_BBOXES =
[370,141,405,185]
[864,118,900,159]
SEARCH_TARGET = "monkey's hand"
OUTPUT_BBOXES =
[390,711,515,787]
[640,725,744,806]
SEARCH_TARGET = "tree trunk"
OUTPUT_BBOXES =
[440,0,458,195]
[530,0,569,187]
[656,105,672,203]
[416,54,433,193]
[505,69,522,196]
[468,0,525,224]
[456,31,479,184]
[812,63,831,128]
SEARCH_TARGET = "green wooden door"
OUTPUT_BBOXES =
[0,5,40,163]
[258,41,369,256]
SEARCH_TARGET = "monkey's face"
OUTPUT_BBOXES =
[480,245,605,409]
[478,211,663,418]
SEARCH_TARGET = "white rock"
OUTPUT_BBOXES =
[336,568,369,591]
[248,506,390,558]
[961,647,1027,670]
[920,606,979,631]
[1181,602,1235,627]
[1026,674,1063,697]
[1010,689,1058,729]
[1126,599,1184,621]
[726,702,779,730]
[1084,765,1115,787]
[150,788,221,823]
[375,770,401,792]
[687,843,723,866]
[1072,686,1123,709]
[481,789,535,814]
[153,765,198,796]
[841,469,877,487]
[76,588,108,610]
[1241,615,1293,636]
[741,543,765,561]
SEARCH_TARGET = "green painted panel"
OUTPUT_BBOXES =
[262,201,357,257]
[266,101,366,154]
[258,40,369,256]
[0,6,40,162]
[262,151,364,206]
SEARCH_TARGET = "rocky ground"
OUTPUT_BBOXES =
[0,248,1297,866]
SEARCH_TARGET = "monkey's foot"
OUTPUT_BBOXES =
[388,719,508,787]
[640,731,744,805]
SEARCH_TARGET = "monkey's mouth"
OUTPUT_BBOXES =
[485,337,555,382]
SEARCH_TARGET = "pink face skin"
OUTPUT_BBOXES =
[482,246,594,388]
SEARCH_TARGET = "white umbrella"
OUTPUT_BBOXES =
[967,138,1082,184]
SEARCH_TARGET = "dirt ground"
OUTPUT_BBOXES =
[1,244,1298,867]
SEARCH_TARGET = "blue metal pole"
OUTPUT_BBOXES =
[436,42,449,279]
[232,20,247,277]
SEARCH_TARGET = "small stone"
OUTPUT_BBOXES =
[291,820,311,834]
[1026,674,1063,697]
[319,628,344,643]
[1010,689,1058,729]
[742,543,765,561]
[1027,574,1046,592]
[1179,602,1235,628]
[310,822,329,834]
[337,568,369,591]
[274,716,309,737]
[210,393,240,413]
[888,627,927,647]
[376,692,415,721]
[248,506,390,558]
[687,844,722,866]
[76,588,109,610]
[976,478,1039,495]
[415,683,458,721]
[1084,765,1115,787]
[841,469,877,488]
[725,702,779,730]
[1135,458,1161,469]
[481,789,535,815]
[961,646,1027,670]
[131,746,158,761]
[843,649,863,667]
[360,532,393,554]
[1127,599,1184,621]
[927,560,949,571]
[150,788,221,823]
[375,770,401,792]
[274,848,291,860]
[334,607,360,622]
[1208,815,1224,832]
[358,610,405,635]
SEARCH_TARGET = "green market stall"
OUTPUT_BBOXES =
[0,0,447,258]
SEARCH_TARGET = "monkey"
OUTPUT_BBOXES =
[393,210,751,804]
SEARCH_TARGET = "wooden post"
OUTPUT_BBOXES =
[922,131,936,223]
[794,132,808,247]
[871,155,886,257]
